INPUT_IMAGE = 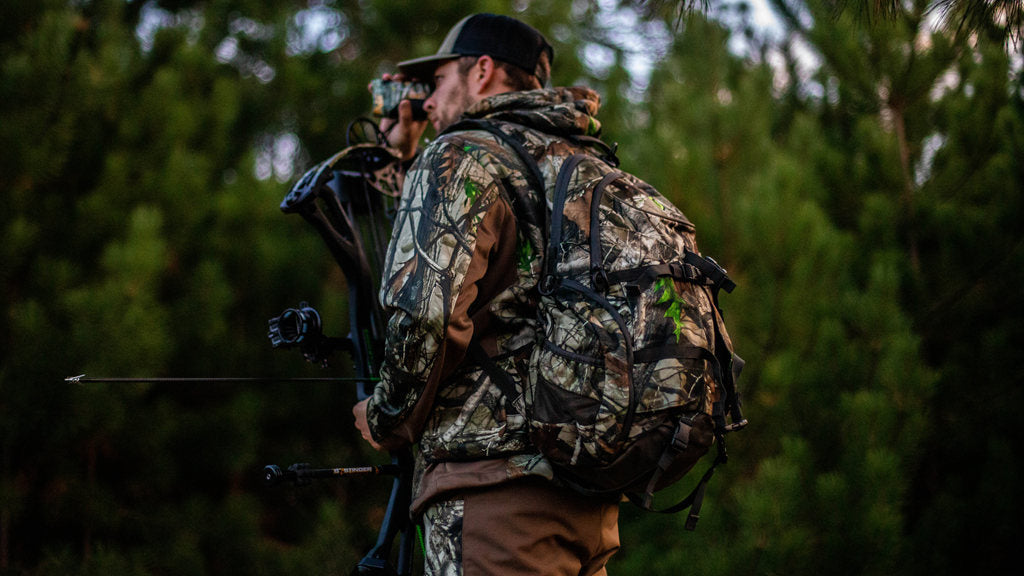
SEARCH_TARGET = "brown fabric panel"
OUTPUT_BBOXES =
[412,459,516,516]
[461,478,620,576]
[441,193,520,368]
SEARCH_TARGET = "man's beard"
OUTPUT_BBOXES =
[434,78,476,132]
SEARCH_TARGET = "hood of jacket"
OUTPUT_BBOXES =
[462,86,603,138]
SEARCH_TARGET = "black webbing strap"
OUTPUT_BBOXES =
[725,354,747,431]
[626,433,728,530]
[640,421,694,508]
[588,171,624,292]
[606,250,736,295]
[542,154,588,293]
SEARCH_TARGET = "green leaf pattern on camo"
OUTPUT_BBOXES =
[655,276,687,343]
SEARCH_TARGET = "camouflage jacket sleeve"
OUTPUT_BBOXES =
[365,133,522,449]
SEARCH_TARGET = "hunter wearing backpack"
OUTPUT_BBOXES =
[352,12,744,576]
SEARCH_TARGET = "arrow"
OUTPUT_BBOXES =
[65,374,378,384]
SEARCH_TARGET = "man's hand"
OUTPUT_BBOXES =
[353,398,384,451]
[371,73,429,162]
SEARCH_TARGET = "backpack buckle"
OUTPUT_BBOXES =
[683,250,736,294]
[591,266,610,292]
[539,274,560,296]
[670,260,701,284]
[670,421,692,451]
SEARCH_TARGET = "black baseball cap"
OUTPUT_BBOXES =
[398,13,554,85]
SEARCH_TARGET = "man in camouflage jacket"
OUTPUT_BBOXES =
[353,14,620,575]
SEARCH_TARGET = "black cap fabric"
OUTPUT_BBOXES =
[398,14,553,84]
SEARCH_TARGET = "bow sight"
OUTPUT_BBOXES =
[267,302,323,347]
[267,301,345,367]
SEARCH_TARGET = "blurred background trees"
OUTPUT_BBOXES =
[2,0,1020,574]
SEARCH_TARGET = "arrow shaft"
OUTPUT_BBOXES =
[66,375,378,384]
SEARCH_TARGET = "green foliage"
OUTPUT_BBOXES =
[1,0,1020,574]
[605,1,1018,574]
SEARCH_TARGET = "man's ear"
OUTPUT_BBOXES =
[470,55,504,97]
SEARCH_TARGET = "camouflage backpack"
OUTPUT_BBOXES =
[449,120,747,528]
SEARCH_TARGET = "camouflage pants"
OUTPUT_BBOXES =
[422,497,464,576]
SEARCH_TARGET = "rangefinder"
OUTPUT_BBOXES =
[370,78,431,120]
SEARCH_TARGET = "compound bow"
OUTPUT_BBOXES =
[67,122,415,575]
[262,123,414,576]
